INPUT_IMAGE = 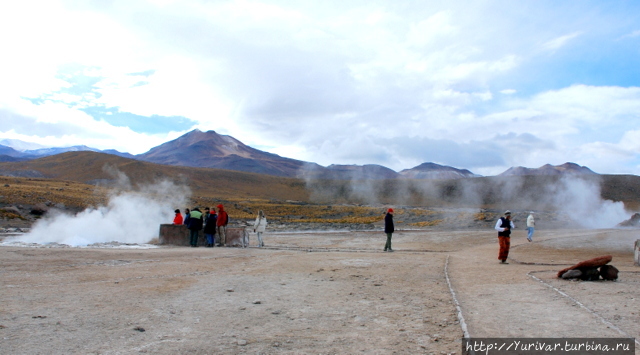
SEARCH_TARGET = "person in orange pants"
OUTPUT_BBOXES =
[494,210,515,264]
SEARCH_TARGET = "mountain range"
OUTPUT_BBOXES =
[0,130,597,179]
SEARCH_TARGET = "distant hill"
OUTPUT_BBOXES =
[301,164,400,180]
[399,162,478,179]
[0,140,134,160]
[0,155,28,163]
[2,133,607,181]
[1,151,640,210]
[0,151,309,201]
[0,145,22,158]
[137,129,323,177]
[0,139,46,151]
[499,163,597,176]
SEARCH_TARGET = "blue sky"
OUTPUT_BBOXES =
[1,0,639,175]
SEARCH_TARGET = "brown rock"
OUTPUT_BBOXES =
[557,255,612,278]
[599,264,619,280]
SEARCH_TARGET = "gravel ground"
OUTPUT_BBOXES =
[1,228,639,354]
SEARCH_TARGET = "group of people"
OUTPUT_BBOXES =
[173,204,534,260]
[494,210,535,264]
[173,205,268,248]
[173,204,229,247]
[382,207,536,263]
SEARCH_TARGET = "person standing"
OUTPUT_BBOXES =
[203,208,217,247]
[183,208,191,226]
[253,210,268,247]
[526,212,535,242]
[187,207,203,247]
[173,209,183,225]
[383,208,394,252]
[495,210,515,264]
[216,204,229,246]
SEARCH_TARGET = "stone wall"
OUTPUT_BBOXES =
[158,224,249,247]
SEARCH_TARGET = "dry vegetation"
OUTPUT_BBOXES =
[0,176,109,210]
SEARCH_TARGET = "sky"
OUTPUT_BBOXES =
[1,0,640,176]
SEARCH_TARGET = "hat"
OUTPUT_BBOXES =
[504,210,511,215]
[174,209,180,213]
[387,208,394,213]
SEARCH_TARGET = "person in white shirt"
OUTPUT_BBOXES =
[253,210,268,247]
[495,210,515,264]
[526,212,535,242]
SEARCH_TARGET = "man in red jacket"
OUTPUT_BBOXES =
[216,204,229,246]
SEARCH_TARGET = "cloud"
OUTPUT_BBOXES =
[1,0,640,176]
[540,32,582,52]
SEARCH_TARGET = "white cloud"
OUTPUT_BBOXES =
[0,0,639,176]
[540,31,582,52]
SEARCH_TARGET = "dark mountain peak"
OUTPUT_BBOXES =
[137,129,311,177]
[399,162,477,179]
[500,162,597,176]
[320,164,400,180]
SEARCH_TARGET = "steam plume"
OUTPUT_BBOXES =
[12,171,191,246]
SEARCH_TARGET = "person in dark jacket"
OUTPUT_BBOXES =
[495,210,515,264]
[384,208,394,252]
[203,208,217,247]
[187,207,203,247]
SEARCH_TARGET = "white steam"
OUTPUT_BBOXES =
[551,176,629,229]
[13,176,191,247]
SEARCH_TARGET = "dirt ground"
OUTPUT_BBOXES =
[1,227,639,354]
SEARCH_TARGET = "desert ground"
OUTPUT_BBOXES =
[1,226,639,355]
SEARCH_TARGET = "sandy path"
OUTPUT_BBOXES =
[448,229,640,352]
[1,228,638,354]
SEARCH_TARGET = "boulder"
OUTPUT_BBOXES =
[557,255,612,278]
[560,269,582,279]
[599,265,619,280]
[579,267,600,281]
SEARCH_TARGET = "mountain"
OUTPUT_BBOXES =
[0,155,29,163]
[24,145,101,156]
[0,151,310,201]
[399,162,478,180]
[0,139,46,151]
[1,133,603,181]
[499,163,597,176]
[137,129,323,177]
[102,149,136,159]
[302,164,401,180]
[0,145,22,158]
[2,151,639,211]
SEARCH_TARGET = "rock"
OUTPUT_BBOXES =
[618,213,640,227]
[557,255,612,278]
[599,264,619,280]
[579,267,600,281]
[560,269,582,279]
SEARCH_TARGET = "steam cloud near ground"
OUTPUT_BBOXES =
[303,172,630,229]
[13,168,191,246]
